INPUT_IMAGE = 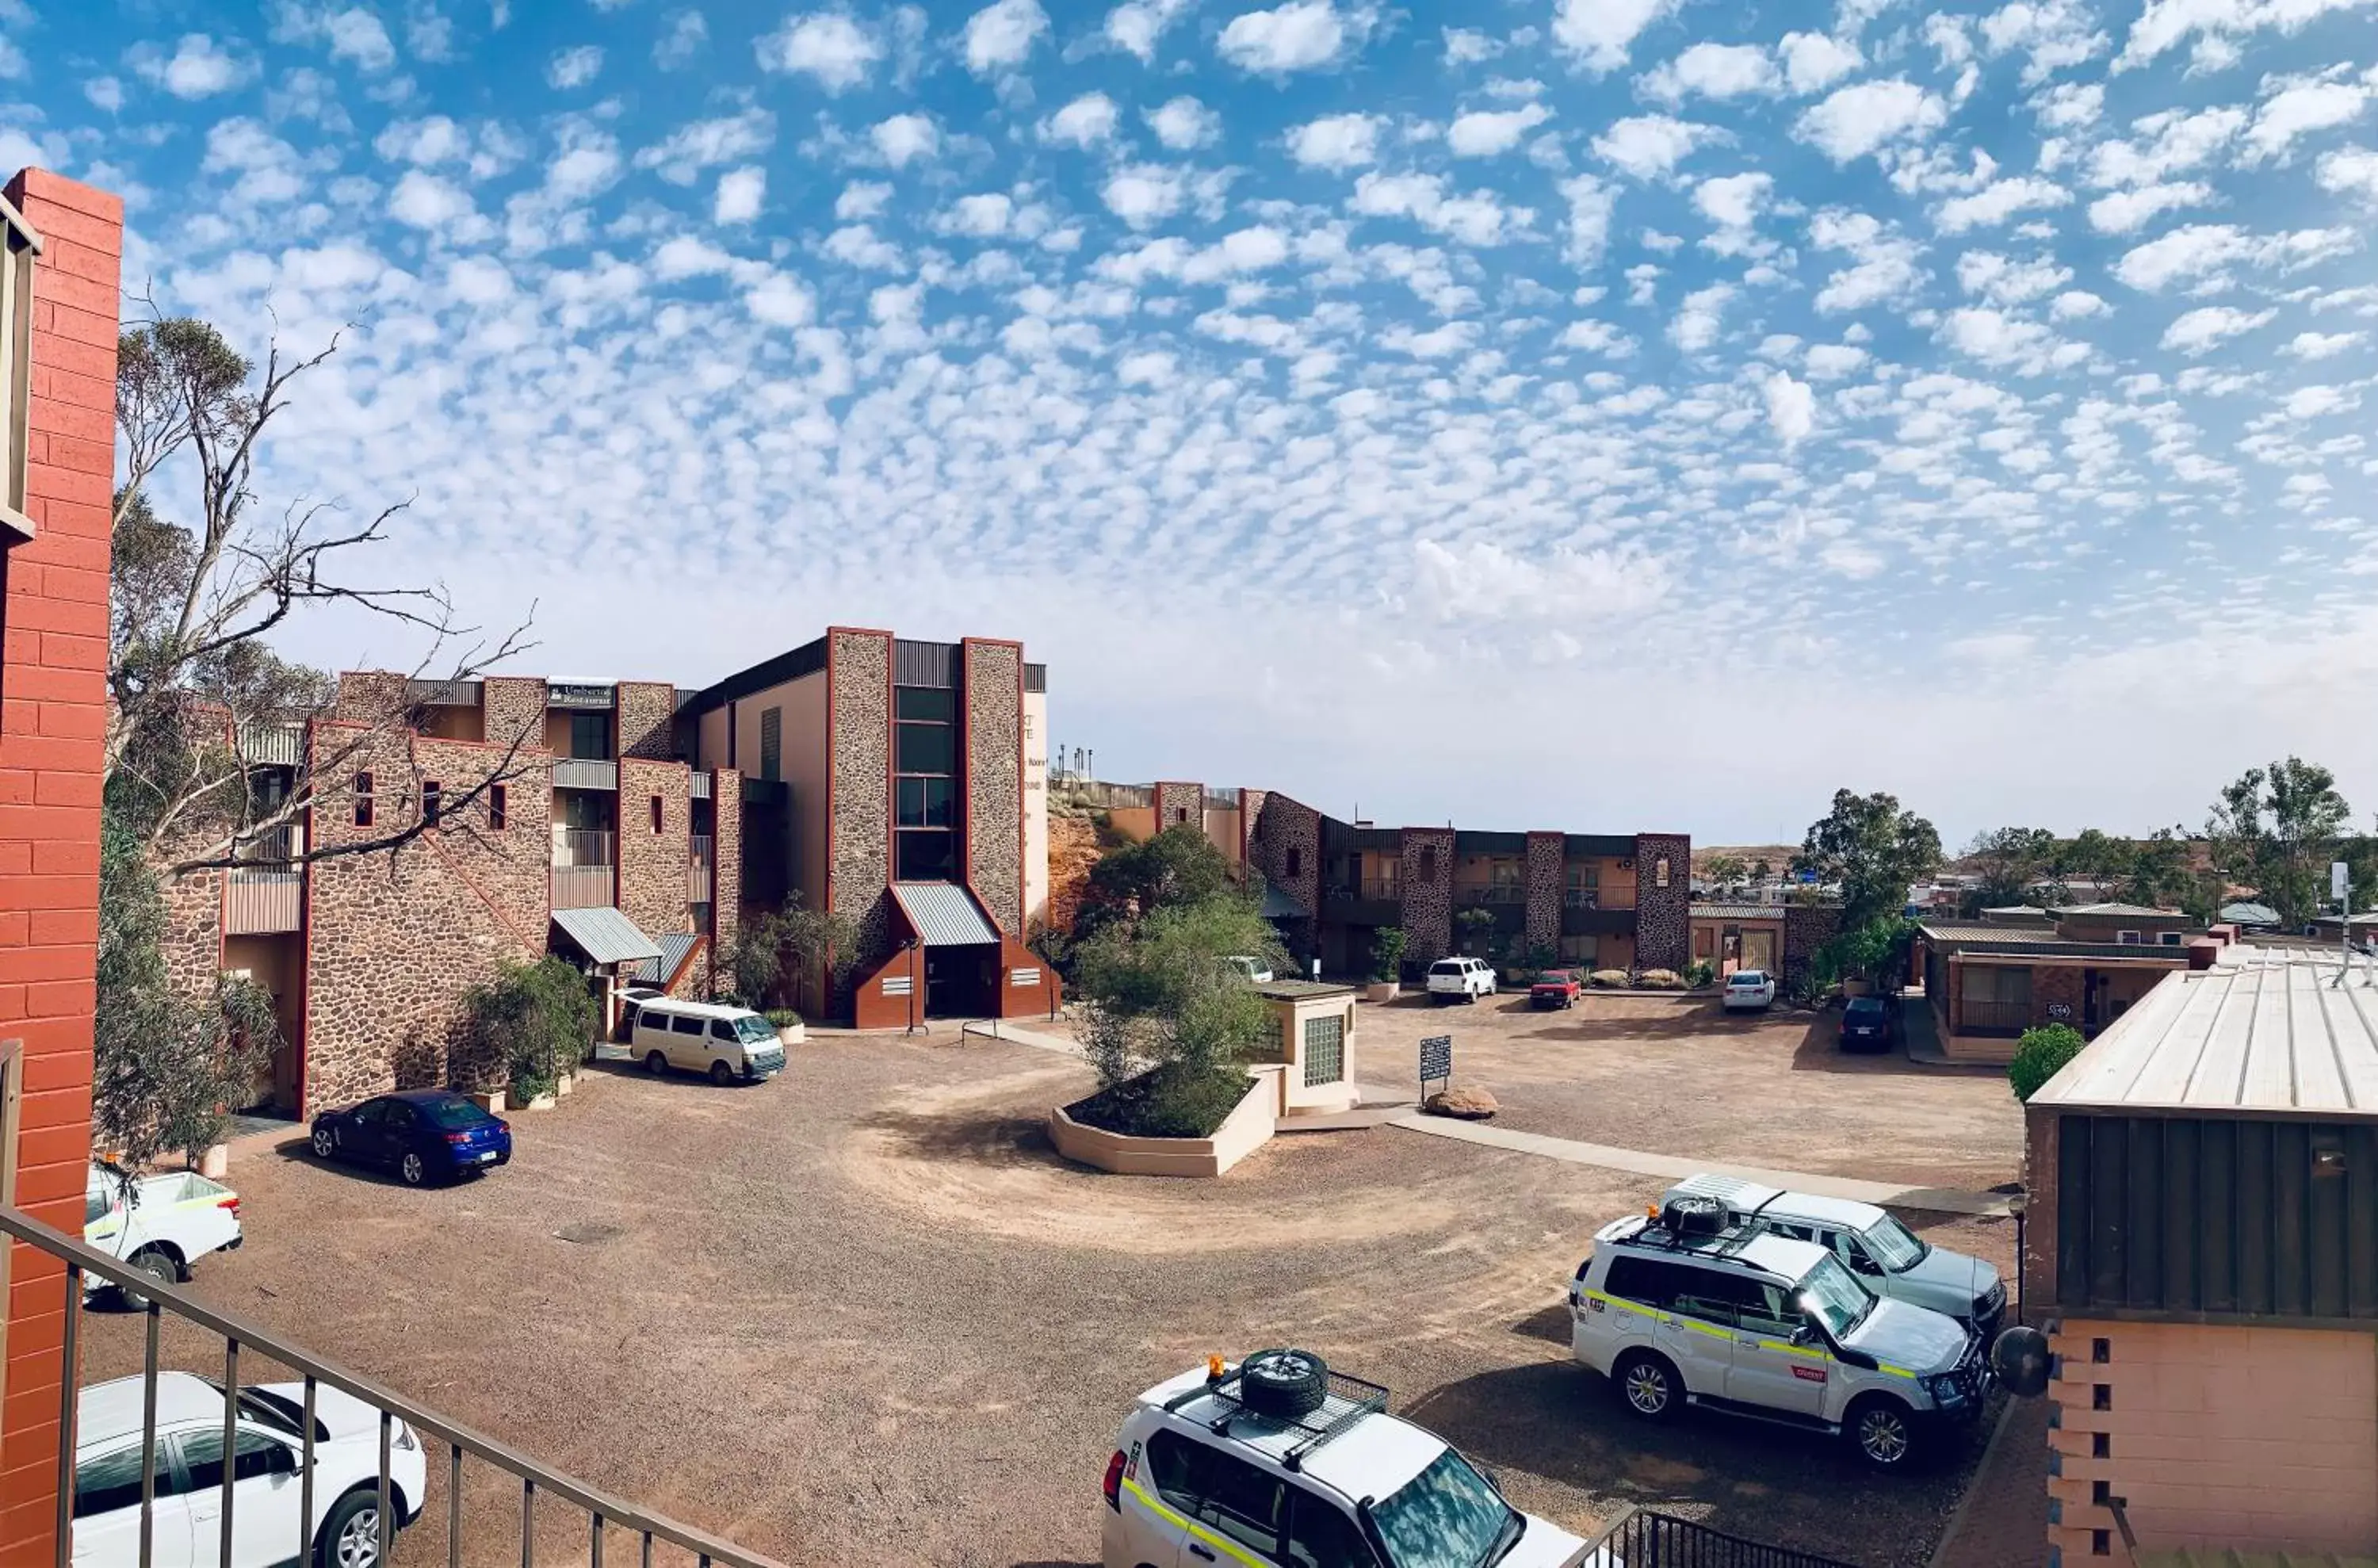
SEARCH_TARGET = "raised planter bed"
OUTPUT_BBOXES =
[1047,1065,1283,1178]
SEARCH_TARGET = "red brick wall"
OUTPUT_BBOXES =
[0,168,120,1567]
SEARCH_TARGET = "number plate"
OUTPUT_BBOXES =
[475,1150,498,1163]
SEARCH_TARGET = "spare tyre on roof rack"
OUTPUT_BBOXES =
[1237,1348,1330,1419]
[1661,1195,1726,1237]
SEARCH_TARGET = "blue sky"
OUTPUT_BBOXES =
[8,0,2378,844]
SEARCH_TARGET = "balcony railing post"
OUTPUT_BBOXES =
[140,1302,160,1568]
[449,1444,463,1568]
[220,1339,239,1566]
[54,1267,78,1568]
[522,1476,536,1568]
[379,1410,394,1564]
[301,1379,317,1568]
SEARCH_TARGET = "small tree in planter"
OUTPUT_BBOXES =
[1452,907,1500,961]
[461,958,598,1106]
[1367,927,1409,999]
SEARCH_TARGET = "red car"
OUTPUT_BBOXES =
[1530,969,1582,1009]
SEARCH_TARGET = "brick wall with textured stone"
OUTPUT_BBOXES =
[1783,902,1843,990]
[619,758,692,941]
[1240,790,1268,863]
[963,640,1024,935]
[333,670,406,724]
[302,721,549,1111]
[156,859,223,1004]
[1245,791,1320,959]
[483,676,547,752]
[828,629,895,969]
[1401,827,1455,965]
[1524,832,1564,954]
[1154,781,1202,836]
[616,680,675,762]
[711,765,743,984]
[1631,832,1691,970]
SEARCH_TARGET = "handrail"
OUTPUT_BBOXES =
[0,1200,788,1568]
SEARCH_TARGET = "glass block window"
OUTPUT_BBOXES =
[1303,1013,1345,1087]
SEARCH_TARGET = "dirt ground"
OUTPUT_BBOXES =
[79,1015,2024,1568]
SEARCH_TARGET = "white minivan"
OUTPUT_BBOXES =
[628,998,786,1085]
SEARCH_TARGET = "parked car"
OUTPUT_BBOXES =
[1425,957,1498,1004]
[309,1091,512,1187]
[83,1165,243,1306]
[1570,1199,1988,1470]
[1530,969,1583,1009]
[1839,994,1895,1052]
[1720,969,1776,1011]
[71,1370,425,1568]
[1661,1174,2005,1334]
[629,997,787,1084]
[1224,955,1276,984]
[1101,1352,1596,1568]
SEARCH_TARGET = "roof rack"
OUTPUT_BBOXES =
[1164,1364,1391,1473]
[1629,1215,1770,1263]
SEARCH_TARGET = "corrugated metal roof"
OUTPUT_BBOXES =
[1919,922,2197,961]
[2136,1551,2376,1568]
[1690,903,1784,920]
[2052,901,2188,917]
[2033,958,2378,1117]
[629,930,704,984]
[893,882,1000,946]
[550,906,663,966]
[2219,901,2281,924]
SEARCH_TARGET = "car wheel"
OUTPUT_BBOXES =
[1848,1396,1920,1470]
[1613,1351,1679,1422]
[709,1060,735,1086]
[311,1125,336,1159]
[1237,1348,1329,1419]
[645,1050,668,1075]
[116,1248,178,1311]
[316,1486,388,1568]
[399,1151,427,1187]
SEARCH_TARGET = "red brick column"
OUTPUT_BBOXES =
[0,168,120,1565]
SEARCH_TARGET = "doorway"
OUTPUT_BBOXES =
[924,944,996,1017]
[1741,930,1776,973]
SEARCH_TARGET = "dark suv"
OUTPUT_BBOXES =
[1839,994,1895,1053]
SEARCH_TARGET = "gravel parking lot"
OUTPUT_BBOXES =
[79,1008,2024,1568]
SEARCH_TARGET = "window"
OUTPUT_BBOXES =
[2116,929,2142,945]
[569,711,614,762]
[1284,1490,1371,1568]
[2159,931,2184,947]
[74,1447,155,1518]
[422,779,442,828]
[1655,855,1671,888]
[354,771,374,828]
[486,782,507,831]
[1602,1256,1695,1310]
[384,1103,418,1131]
[711,1019,738,1042]
[1729,1278,1806,1338]
[1186,1449,1283,1558]
[897,777,954,827]
[1417,846,1437,881]
[179,1428,296,1491]
[756,706,781,781]
[650,795,663,835]
[1143,1431,1204,1514]
[1304,1013,1345,1087]
[353,1099,389,1126]
[670,1015,704,1036]
[1558,934,1598,963]
[894,683,957,882]
[1286,847,1302,878]
[84,1188,112,1226]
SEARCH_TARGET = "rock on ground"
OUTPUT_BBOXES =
[1424,1085,1500,1119]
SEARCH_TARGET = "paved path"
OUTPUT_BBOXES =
[1928,1391,2050,1568]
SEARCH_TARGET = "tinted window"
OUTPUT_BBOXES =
[74,1447,153,1517]
[1286,1489,1375,1568]
[671,1015,705,1036]
[1144,1430,1203,1513]
[181,1428,295,1490]
[1845,996,1885,1015]
[384,1103,417,1130]
[353,1100,389,1126]
[1428,962,1463,977]
[895,686,955,721]
[1602,1255,1690,1309]
[422,1098,493,1130]
[1190,1450,1283,1558]
[85,1190,112,1226]
[711,1019,737,1042]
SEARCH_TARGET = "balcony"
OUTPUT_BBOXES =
[226,825,305,935]
[552,758,617,791]
[405,679,482,707]
[238,722,305,767]
[689,834,714,905]
[551,830,615,910]
[0,1194,782,1568]
[1565,886,1633,910]
[1453,882,1527,907]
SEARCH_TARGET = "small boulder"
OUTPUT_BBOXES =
[1424,1085,1500,1120]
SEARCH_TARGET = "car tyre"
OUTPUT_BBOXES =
[1848,1395,1921,1470]
[311,1125,336,1159]
[317,1486,389,1568]
[116,1248,178,1311]
[399,1151,428,1187]
[710,1060,735,1086]
[1237,1348,1329,1419]
[645,1050,668,1075]
[1612,1351,1679,1422]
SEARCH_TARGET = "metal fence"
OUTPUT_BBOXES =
[552,758,619,791]
[224,873,301,935]
[1454,883,1527,906]
[236,723,306,768]
[1358,878,1401,902]
[552,830,615,869]
[0,1201,785,1568]
[1565,887,1635,910]
[1580,1508,1861,1568]
[1957,999,2032,1035]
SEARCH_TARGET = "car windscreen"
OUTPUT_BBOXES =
[1845,996,1885,1015]
[1799,1254,1875,1338]
[421,1098,494,1130]
[1365,1448,1519,1568]
[1862,1214,1929,1271]
[732,1015,777,1044]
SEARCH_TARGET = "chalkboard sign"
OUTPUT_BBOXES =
[1420,1034,1453,1096]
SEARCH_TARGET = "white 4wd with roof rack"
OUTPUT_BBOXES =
[1425,958,1498,1004]
[1103,1351,1600,1568]
[1569,1199,1990,1470]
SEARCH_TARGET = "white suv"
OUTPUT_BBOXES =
[1569,1200,1988,1470]
[1425,958,1497,1004]
[1102,1352,1596,1568]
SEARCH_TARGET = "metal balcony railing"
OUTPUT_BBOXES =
[225,874,302,935]
[549,866,614,910]
[1358,878,1401,902]
[687,864,713,906]
[404,679,482,708]
[0,1200,784,1568]
[236,724,306,768]
[1566,886,1634,910]
[1453,882,1526,906]
[551,830,615,868]
[689,834,713,867]
[552,759,617,791]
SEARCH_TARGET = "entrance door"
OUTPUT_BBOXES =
[923,946,998,1017]
[1741,931,1776,973]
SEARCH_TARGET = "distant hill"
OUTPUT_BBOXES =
[1693,844,1797,874]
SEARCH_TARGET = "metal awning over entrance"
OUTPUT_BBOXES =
[1259,884,1303,920]
[551,905,663,967]
[891,882,999,947]
[630,931,704,985]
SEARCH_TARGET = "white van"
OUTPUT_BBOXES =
[628,998,786,1085]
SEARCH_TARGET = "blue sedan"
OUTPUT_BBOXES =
[310,1090,513,1186]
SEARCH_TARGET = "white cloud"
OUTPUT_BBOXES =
[1795,80,1949,163]
[1778,31,1862,94]
[964,0,1049,75]
[1939,306,2074,373]
[1669,282,1735,351]
[1218,0,1372,73]
[1558,319,1634,354]
[653,235,735,281]
[1552,0,1680,73]
[1447,103,1551,157]
[2032,80,2103,129]
[754,13,882,91]
[715,165,766,224]
[2051,289,2109,318]
[944,192,1013,236]
[1977,0,2106,83]
[1640,42,1778,102]
[128,34,253,98]
[1287,113,1381,170]
[1043,93,1119,148]
[2319,145,2378,201]
[546,44,603,89]
[655,10,708,67]
[835,180,892,220]
[1955,250,2071,304]
[1443,28,1500,65]
[1693,170,1771,229]
[2114,222,2357,291]
[1106,0,1191,62]
[1804,342,1869,379]
[1763,369,1815,443]
[1557,174,1615,266]
[322,10,398,71]
[871,113,941,168]
[2118,0,2378,71]
[2161,305,2275,354]
[1103,163,1185,226]
[2284,329,2365,359]
[389,167,472,228]
[1810,208,1925,312]
[2244,78,2371,164]
[1935,175,2070,232]
[2282,384,2356,420]
[1147,97,1220,149]
[85,75,124,112]
[1348,171,1519,245]
[634,109,774,185]
[2087,181,2214,233]
[1416,539,1669,619]
[1592,114,1722,180]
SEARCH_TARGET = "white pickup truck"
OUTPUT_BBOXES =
[83,1164,243,1305]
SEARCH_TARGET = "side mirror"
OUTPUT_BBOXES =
[1852,1256,1881,1275]
[1791,1323,1820,1347]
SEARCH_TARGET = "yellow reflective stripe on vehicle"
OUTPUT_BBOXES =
[1878,1363,1917,1379]
[1118,1478,1275,1568]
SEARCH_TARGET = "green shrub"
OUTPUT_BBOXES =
[1065,1063,1252,1139]
[1369,926,1409,984]
[2009,1023,2086,1102]
[1638,968,1685,990]
[1589,969,1628,988]
[1684,960,1717,989]
[461,958,596,1101]
[763,1008,801,1028]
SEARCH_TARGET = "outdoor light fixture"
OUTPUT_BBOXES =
[2313,1135,2347,1179]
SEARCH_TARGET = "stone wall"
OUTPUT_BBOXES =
[1154,781,1202,835]
[333,669,406,724]
[302,721,548,1110]
[157,860,224,1004]
[962,639,1024,935]
[1246,791,1321,960]
[828,629,894,968]
[1401,827,1456,965]
[483,676,547,752]
[712,765,743,977]
[1632,832,1691,971]
[616,680,675,762]
[1524,832,1564,954]
[619,759,692,940]
[1782,901,1843,990]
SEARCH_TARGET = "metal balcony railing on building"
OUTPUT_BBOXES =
[688,835,714,904]
[237,723,306,768]
[1204,788,1241,810]
[687,772,711,801]
[405,679,482,707]
[1565,886,1633,910]
[551,830,615,910]
[1454,882,1527,906]
[226,825,305,935]
[552,759,617,791]
[547,683,615,710]
[1359,878,1401,902]
[1056,780,1149,809]
[0,1199,785,1568]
